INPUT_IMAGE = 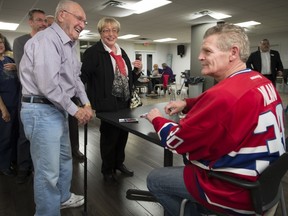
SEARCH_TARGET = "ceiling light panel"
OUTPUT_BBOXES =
[119,0,172,14]
[153,38,177,42]
[0,22,19,31]
[235,21,261,27]
[118,34,140,39]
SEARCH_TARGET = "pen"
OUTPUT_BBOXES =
[140,113,148,118]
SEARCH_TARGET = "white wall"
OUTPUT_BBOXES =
[120,41,191,85]
[168,44,191,84]
[118,41,170,66]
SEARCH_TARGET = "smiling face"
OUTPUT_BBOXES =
[57,2,86,41]
[198,34,231,80]
[29,12,48,35]
[100,23,119,49]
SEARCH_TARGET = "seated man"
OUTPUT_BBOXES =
[145,23,285,215]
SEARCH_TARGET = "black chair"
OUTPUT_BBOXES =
[180,152,288,216]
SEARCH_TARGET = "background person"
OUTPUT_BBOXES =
[160,63,175,94]
[145,23,285,215]
[13,9,47,70]
[151,64,162,76]
[3,36,13,58]
[149,64,163,94]
[19,1,93,215]
[0,33,19,176]
[46,15,55,26]
[246,38,284,86]
[162,63,174,82]
[13,8,48,184]
[81,17,142,184]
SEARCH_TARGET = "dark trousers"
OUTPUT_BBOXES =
[100,121,128,174]
[99,100,129,174]
[68,114,79,152]
[0,107,18,170]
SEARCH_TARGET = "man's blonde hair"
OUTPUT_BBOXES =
[204,23,250,62]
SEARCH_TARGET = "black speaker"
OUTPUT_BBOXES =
[177,45,185,57]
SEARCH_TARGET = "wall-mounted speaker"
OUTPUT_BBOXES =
[177,45,185,57]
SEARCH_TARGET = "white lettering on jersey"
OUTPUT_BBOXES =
[250,74,262,80]
[166,127,184,149]
[254,103,285,155]
[257,83,277,106]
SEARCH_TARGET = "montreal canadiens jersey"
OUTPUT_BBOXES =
[151,70,286,215]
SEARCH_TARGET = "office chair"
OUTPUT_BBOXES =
[180,152,288,216]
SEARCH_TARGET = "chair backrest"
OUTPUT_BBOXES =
[256,152,288,211]
[208,152,288,215]
[163,74,169,88]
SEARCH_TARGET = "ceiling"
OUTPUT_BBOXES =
[1,0,288,44]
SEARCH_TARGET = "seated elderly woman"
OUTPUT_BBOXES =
[162,63,175,83]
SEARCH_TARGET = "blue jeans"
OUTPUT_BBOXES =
[21,103,72,216]
[147,166,204,216]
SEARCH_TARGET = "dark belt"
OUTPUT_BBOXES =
[22,96,53,105]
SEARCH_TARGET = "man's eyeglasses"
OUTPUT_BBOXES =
[63,10,88,26]
[34,18,47,23]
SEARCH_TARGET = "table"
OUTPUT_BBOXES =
[97,102,176,216]
[96,102,174,166]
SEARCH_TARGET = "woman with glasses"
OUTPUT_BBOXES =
[81,17,142,184]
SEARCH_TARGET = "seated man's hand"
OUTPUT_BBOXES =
[147,108,163,123]
[164,100,187,116]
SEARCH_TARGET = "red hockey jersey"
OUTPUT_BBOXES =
[151,70,285,215]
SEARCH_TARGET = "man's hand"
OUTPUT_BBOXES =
[74,106,93,125]
[3,63,16,71]
[164,100,187,116]
[146,108,163,123]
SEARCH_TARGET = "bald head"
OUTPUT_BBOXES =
[55,0,87,41]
